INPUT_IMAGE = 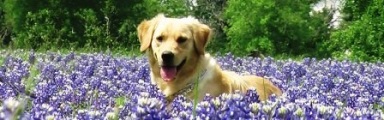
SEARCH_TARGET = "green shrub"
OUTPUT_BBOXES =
[2,0,191,52]
[326,0,384,62]
[2,0,382,62]
[224,0,330,57]
[192,0,228,54]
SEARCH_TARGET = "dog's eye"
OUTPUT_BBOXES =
[156,36,163,42]
[177,37,187,44]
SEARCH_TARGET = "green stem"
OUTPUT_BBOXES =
[192,73,200,118]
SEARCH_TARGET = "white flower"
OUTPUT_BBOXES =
[45,115,55,120]
[88,110,101,116]
[4,97,20,111]
[105,112,117,120]
[294,107,304,117]
[250,103,260,113]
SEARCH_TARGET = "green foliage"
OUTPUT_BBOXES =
[224,0,329,57]
[159,0,192,16]
[1,0,11,47]
[309,8,338,58]
[224,0,275,56]
[2,0,191,52]
[192,0,228,53]
[327,0,384,62]
[3,0,27,33]
[24,63,38,95]
[342,0,373,22]
[0,0,3,27]
[1,0,383,62]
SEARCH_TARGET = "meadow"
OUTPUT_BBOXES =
[0,49,383,119]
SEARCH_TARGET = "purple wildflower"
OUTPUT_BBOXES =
[0,50,383,119]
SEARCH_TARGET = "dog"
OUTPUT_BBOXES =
[137,13,282,103]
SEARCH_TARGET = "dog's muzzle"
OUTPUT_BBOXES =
[161,51,174,66]
[159,51,187,82]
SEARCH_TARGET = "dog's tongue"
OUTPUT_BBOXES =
[160,67,177,82]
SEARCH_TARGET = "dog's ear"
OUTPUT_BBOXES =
[192,23,212,55]
[137,14,165,52]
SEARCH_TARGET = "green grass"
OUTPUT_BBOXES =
[0,56,4,66]
[113,96,127,119]
[1,46,143,58]
[192,76,199,118]
[115,96,126,107]
[24,63,39,95]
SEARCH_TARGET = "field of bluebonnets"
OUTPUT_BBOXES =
[0,49,383,119]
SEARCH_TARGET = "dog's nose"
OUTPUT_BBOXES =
[161,51,174,64]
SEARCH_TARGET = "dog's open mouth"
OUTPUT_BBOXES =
[160,58,186,82]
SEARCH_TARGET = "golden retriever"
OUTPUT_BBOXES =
[137,13,282,103]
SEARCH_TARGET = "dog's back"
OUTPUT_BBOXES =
[221,71,283,101]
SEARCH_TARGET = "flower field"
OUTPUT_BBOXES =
[0,49,383,120]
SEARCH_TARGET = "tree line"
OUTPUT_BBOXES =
[0,0,383,61]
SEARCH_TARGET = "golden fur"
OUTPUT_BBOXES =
[137,13,282,102]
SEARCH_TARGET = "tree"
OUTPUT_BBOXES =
[192,0,228,53]
[327,0,384,61]
[1,0,11,47]
[1,0,192,51]
[224,0,330,57]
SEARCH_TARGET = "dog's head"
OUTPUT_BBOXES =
[137,14,211,82]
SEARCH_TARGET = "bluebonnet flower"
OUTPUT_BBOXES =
[0,97,30,120]
[0,50,383,119]
[170,95,194,119]
[28,50,36,65]
[194,94,219,119]
[130,93,170,119]
[217,91,253,120]
[244,89,260,103]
